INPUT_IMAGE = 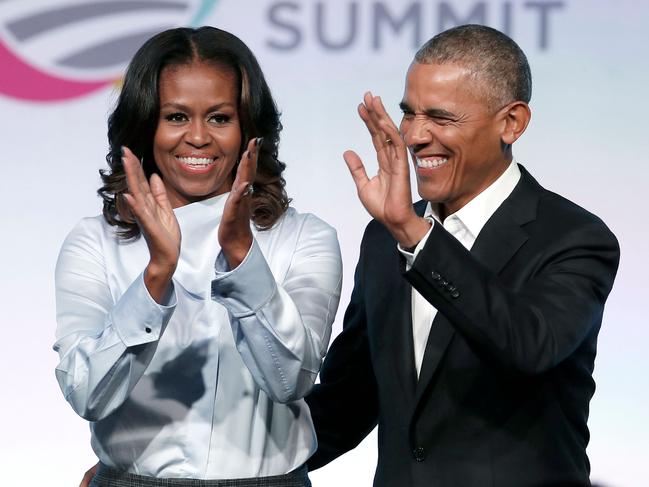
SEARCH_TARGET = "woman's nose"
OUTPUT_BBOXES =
[186,120,210,147]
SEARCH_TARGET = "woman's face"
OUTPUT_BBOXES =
[153,61,242,208]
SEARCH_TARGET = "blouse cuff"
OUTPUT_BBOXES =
[211,239,276,317]
[111,272,177,347]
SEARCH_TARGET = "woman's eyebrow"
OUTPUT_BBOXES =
[159,101,236,111]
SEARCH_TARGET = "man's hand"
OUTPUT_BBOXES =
[79,462,98,487]
[344,92,430,248]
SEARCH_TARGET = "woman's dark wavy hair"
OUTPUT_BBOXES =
[98,26,289,239]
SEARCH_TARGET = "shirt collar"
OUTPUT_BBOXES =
[425,159,521,240]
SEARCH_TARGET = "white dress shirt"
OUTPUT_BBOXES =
[54,193,342,479]
[400,161,521,376]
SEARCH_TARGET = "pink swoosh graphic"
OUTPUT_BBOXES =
[0,40,112,101]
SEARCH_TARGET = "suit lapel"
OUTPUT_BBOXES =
[412,166,540,404]
[413,313,455,406]
[470,207,529,274]
[388,260,418,399]
[471,166,539,272]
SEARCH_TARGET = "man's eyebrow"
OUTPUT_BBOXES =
[399,101,412,112]
[398,101,457,119]
[424,108,457,119]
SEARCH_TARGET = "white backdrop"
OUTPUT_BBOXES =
[0,1,647,485]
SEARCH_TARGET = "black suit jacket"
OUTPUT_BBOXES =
[306,166,620,487]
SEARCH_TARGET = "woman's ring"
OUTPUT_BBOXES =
[244,184,254,196]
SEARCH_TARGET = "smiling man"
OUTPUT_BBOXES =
[306,24,620,486]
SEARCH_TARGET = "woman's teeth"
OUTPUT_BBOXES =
[416,157,448,168]
[178,156,214,167]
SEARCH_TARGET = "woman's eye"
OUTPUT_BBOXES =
[165,113,187,122]
[209,114,230,124]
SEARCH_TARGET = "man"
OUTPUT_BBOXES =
[306,24,619,486]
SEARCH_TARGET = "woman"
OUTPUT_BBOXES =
[54,26,342,486]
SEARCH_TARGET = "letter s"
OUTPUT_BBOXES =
[267,2,302,50]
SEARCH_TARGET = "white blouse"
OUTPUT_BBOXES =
[54,193,342,479]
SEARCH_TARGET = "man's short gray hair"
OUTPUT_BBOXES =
[415,24,532,109]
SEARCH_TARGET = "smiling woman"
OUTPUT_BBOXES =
[53,26,342,487]
[98,27,290,240]
[153,62,242,208]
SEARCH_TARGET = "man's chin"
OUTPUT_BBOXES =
[416,187,446,204]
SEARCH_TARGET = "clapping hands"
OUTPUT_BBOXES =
[218,137,261,269]
[122,146,180,303]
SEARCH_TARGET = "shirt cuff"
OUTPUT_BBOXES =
[110,272,177,347]
[397,218,435,269]
[211,238,276,317]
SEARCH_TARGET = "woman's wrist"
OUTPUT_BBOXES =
[144,260,176,303]
[221,234,253,270]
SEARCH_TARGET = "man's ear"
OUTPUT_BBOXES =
[500,101,531,145]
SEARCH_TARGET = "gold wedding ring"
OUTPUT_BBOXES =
[385,138,392,145]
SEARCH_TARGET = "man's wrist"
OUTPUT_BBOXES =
[393,217,432,249]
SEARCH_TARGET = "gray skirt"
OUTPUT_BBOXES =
[89,463,312,487]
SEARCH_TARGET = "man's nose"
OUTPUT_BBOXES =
[402,117,431,149]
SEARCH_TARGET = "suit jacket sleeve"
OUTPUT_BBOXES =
[306,225,379,470]
[405,217,620,374]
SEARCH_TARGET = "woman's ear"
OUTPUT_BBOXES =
[500,101,531,145]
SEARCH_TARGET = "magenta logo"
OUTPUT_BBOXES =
[0,0,219,102]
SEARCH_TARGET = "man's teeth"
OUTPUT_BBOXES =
[416,157,448,168]
[178,156,214,167]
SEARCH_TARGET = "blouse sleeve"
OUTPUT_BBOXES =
[53,219,176,421]
[211,214,342,403]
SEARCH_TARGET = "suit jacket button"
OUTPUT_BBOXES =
[451,290,460,299]
[431,271,441,281]
[440,280,448,287]
[413,446,425,462]
[447,285,456,292]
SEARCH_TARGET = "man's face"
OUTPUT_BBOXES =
[399,62,510,216]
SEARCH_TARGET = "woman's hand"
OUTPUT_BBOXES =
[78,462,98,487]
[218,137,260,270]
[122,146,181,303]
[344,92,430,248]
